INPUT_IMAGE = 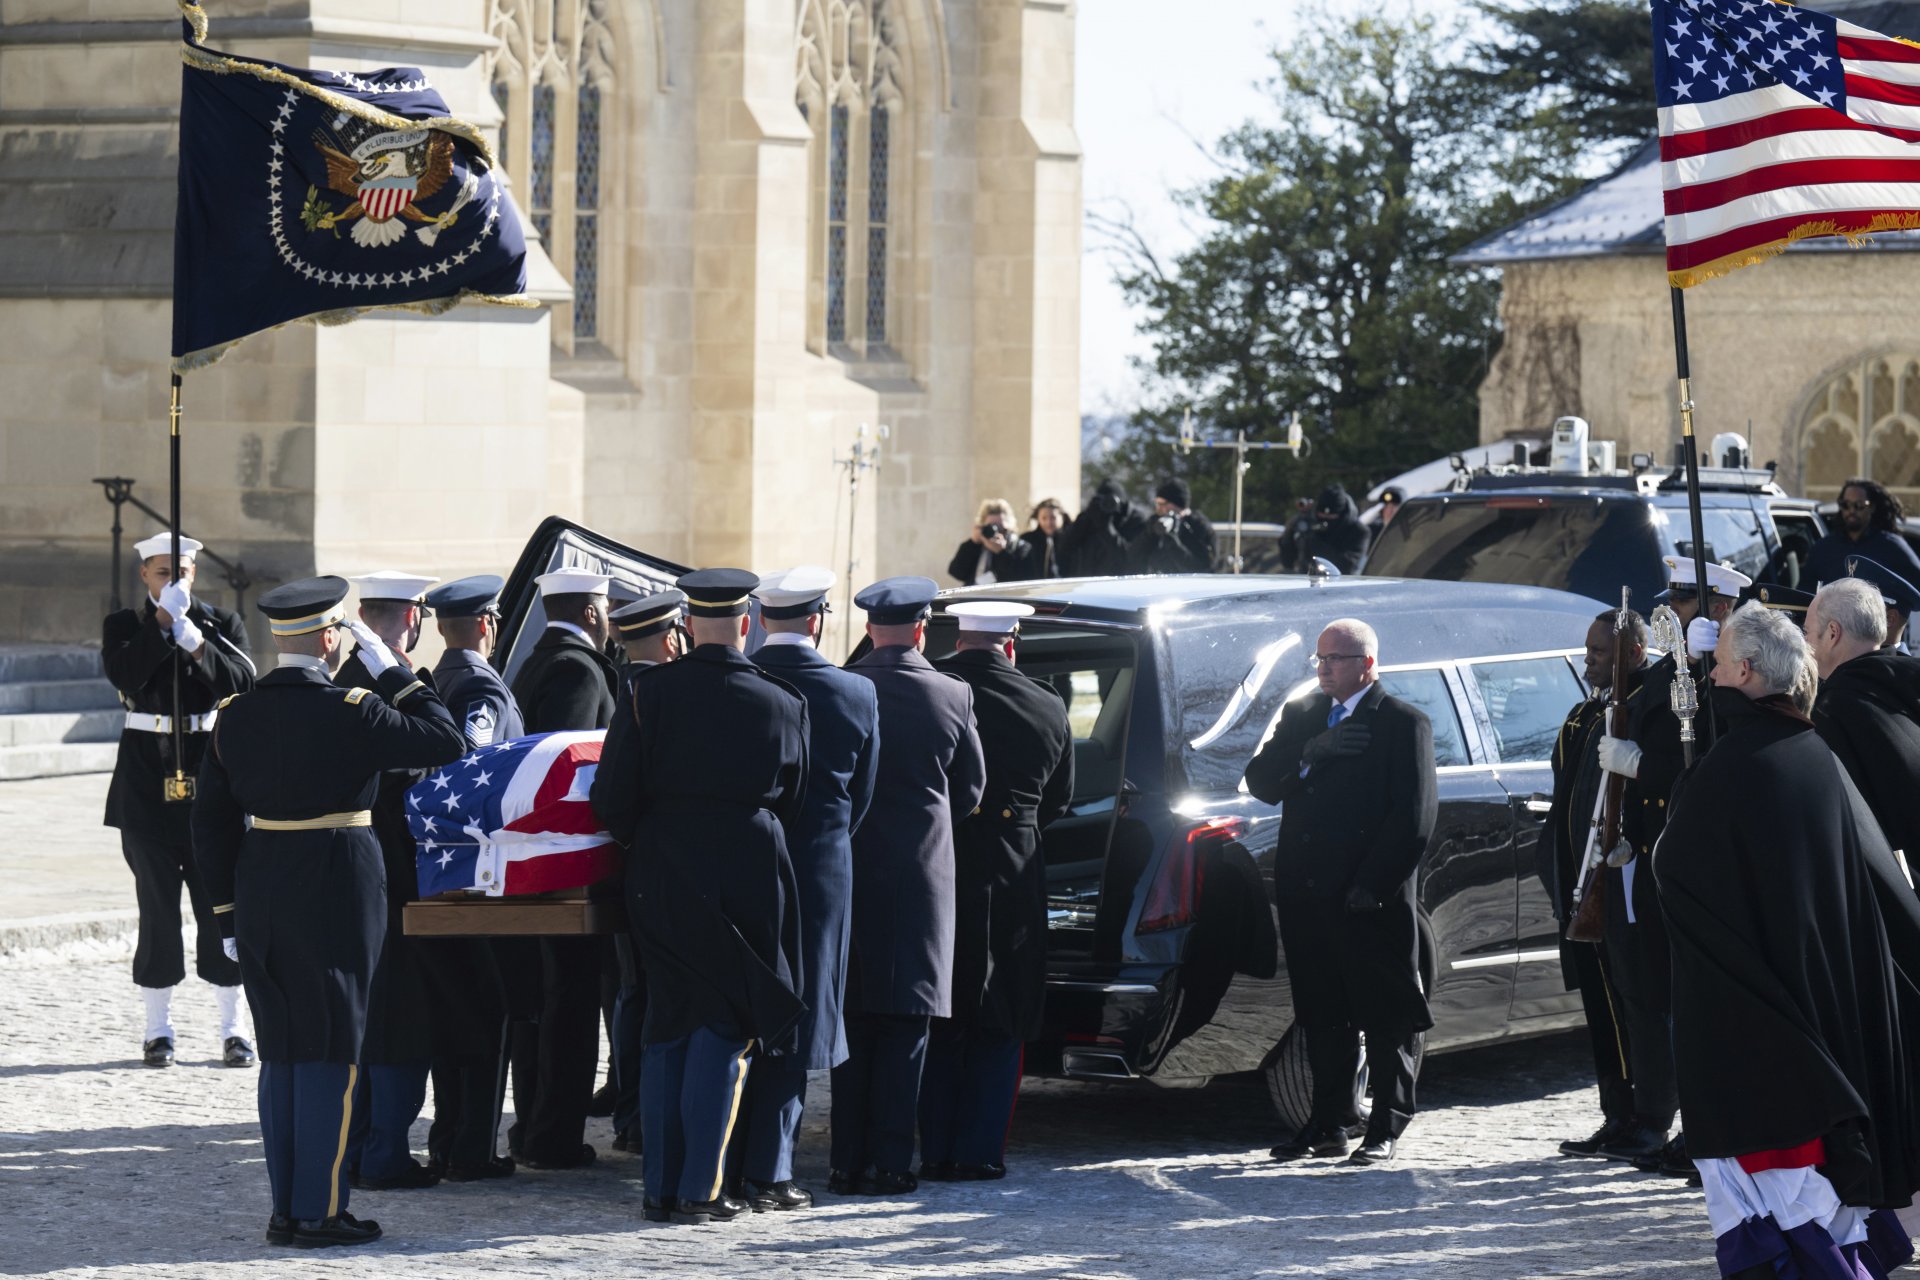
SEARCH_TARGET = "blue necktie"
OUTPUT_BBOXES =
[1328,703,1348,730]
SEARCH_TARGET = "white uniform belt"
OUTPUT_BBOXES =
[124,710,217,734]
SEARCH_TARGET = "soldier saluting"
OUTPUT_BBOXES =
[101,532,256,1068]
[193,577,465,1249]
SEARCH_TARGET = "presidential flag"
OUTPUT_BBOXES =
[171,2,529,369]
[407,731,620,899]
[1654,0,1920,285]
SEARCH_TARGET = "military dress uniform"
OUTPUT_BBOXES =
[333,570,444,1190]
[922,603,1074,1179]
[193,578,464,1247]
[504,568,620,1169]
[725,568,880,1208]
[101,533,256,1064]
[421,575,524,1180]
[588,569,811,1225]
[833,577,987,1193]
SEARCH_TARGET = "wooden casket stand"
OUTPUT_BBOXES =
[404,888,627,937]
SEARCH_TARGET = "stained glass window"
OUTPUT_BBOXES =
[827,104,849,344]
[573,82,600,340]
[865,106,889,344]
[576,83,601,210]
[530,82,555,243]
[492,79,510,171]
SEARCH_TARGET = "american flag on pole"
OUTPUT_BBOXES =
[1654,0,1920,285]
[407,731,620,898]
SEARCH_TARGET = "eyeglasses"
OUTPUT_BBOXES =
[1309,652,1367,668]
[1840,500,1872,511]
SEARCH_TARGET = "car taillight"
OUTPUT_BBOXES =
[1139,816,1248,933]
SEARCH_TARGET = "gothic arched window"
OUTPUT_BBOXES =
[796,0,905,356]
[1799,354,1920,503]
[488,0,618,348]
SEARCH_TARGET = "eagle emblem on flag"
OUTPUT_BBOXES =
[301,115,475,248]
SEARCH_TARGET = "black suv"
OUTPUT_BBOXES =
[1363,465,1828,607]
[496,519,1604,1129]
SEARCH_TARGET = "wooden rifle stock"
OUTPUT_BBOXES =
[1567,590,1632,943]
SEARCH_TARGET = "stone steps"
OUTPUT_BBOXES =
[0,644,117,779]
[0,677,119,714]
[0,743,119,781]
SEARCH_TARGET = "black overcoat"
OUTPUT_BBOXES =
[937,650,1074,1041]
[589,644,809,1048]
[845,646,987,1019]
[1244,682,1437,1033]
[510,625,617,733]
[754,641,881,1069]
[102,599,255,838]
[1814,650,1920,862]
[1656,690,1920,1207]
[192,663,464,1062]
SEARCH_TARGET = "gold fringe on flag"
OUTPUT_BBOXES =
[1667,212,1920,288]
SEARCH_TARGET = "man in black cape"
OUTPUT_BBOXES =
[1807,577,1920,865]
[1657,600,1920,1279]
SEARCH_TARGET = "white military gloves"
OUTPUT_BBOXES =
[158,583,203,652]
[1597,734,1643,779]
[345,621,399,677]
[222,938,239,962]
[1686,616,1720,660]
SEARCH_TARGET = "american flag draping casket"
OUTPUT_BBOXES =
[407,731,620,898]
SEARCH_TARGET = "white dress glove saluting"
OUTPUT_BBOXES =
[1686,616,1720,661]
[345,621,398,677]
[156,581,191,627]
[1597,734,1643,779]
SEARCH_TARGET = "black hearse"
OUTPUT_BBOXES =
[497,519,1600,1129]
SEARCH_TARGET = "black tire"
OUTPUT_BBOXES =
[1261,1023,1428,1136]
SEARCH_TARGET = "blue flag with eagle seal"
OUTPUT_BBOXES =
[171,2,529,370]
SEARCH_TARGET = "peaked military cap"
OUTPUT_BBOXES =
[612,588,687,638]
[1746,583,1813,614]
[947,600,1033,634]
[258,576,350,637]
[1841,555,1920,613]
[754,566,837,620]
[1656,555,1752,603]
[677,568,759,618]
[855,575,940,625]
[349,570,440,603]
[535,568,612,597]
[424,574,505,618]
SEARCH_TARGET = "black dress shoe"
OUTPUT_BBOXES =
[265,1213,295,1246]
[919,1161,954,1182]
[643,1196,676,1223]
[292,1212,382,1248]
[827,1168,862,1194]
[352,1160,441,1191]
[1598,1122,1669,1163]
[521,1143,596,1170]
[746,1179,813,1211]
[142,1037,174,1068]
[1346,1138,1396,1166]
[949,1162,1007,1181]
[1640,1133,1692,1178]
[1559,1120,1624,1158]
[443,1156,515,1182]
[1269,1127,1349,1161]
[862,1169,918,1195]
[587,1084,616,1118]
[671,1194,749,1225]
[221,1036,256,1068]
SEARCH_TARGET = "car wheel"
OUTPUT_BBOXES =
[1261,1024,1429,1137]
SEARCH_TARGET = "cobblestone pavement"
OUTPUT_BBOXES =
[1,941,1716,1279]
[0,774,127,929]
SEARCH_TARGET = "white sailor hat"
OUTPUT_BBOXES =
[535,568,612,597]
[133,532,203,562]
[946,600,1034,634]
[1659,555,1752,601]
[349,570,440,603]
[754,566,837,619]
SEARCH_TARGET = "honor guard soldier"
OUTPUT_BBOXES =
[922,602,1073,1180]
[589,569,810,1226]
[102,532,257,1067]
[725,567,880,1210]
[333,571,443,1192]
[416,574,523,1183]
[601,587,689,1153]
[833,577,986,1195]
[192,577,464,1248]
[505,568,621,1170]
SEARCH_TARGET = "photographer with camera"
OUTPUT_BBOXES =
[1056,479,1150,579]
[1127,478,1217,575]
[948,499,1036,586]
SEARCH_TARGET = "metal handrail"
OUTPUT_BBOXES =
[93,476,258,616]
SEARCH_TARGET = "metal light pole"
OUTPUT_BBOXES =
[1176,409,1306,572]
[833,422,890,639]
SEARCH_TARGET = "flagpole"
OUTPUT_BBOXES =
[1668,285,1713,766]
[165,372,193,803]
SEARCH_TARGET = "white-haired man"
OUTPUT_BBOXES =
[1809,577,1920,866]
[1657,602,1920,1277]
[1246,618,1437,1167]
